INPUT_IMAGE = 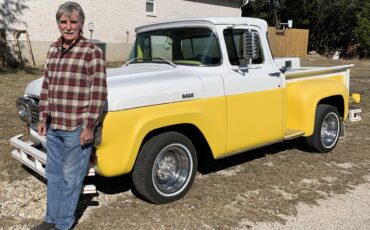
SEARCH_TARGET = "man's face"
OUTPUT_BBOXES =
[58,10,81,43]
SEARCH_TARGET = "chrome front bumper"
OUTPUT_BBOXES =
[10,133,97,194]
[10,134,47,177]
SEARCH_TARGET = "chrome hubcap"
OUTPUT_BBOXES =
[152,143,192,196]
[156,155,177,181]
[320,112,339,148]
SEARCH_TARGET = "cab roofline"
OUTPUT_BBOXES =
[135,17,268,33]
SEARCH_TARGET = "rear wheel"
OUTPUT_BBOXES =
[132,132,197,204]
[305,104,341,153]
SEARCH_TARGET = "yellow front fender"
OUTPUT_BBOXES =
[96,97,227,177]
[287,78,349,136]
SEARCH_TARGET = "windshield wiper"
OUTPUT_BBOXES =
[125,57,138,65]
[126,57,151,66]
[153,57,177,68]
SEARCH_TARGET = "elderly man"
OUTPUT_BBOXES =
[32,2,107,230]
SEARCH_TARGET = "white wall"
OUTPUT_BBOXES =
[0,0,240,64]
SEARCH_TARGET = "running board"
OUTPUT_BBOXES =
[10,134,96,194]
[284,129,305,140]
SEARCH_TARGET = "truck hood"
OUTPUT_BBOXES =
[24,63,204,111]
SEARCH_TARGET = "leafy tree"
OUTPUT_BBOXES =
[353,0,370,57]
[242,0,370,57]
[281,0,359,54]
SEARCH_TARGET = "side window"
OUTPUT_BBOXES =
[146,0,155,15]
[224,29,264,65]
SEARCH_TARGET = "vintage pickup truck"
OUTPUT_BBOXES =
[10,17,361,204]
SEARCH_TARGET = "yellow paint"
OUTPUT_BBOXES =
[282,88,288,136]
[351,93,361,104]
[173,60,201,65]
[287,78,349,136]
[96,97,227,177]
[137,42,143,59]
[287,74,345,82]
[329,75,344,82]
[96,74,350,177]
[226,88,285,153]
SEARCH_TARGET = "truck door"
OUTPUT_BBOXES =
[222,28,284,154]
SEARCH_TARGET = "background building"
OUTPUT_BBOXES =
[0,0,241,66]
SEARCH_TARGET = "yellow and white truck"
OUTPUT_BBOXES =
[11,17,361,204]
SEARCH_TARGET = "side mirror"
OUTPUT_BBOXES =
[243,31,260,60]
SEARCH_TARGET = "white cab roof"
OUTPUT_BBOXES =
[136,17,268,33]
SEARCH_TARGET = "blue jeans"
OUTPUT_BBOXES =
[45,126,92,230]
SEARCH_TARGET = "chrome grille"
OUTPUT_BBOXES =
[24,97,39,131]
[29,103,39,131]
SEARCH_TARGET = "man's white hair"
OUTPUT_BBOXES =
[56,1,85,27]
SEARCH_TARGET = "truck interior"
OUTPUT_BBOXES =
[129,28,222,66]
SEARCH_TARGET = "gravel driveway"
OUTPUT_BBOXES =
[0,57,369,229]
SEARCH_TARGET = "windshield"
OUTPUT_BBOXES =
[127,28,221,66]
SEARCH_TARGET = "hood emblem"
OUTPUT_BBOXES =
[182,93,194,99]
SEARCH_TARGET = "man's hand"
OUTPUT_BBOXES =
[80,128,94,146]
[37,123,47,136]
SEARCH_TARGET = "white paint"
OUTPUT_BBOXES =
[136,17,268,34]
[274,57,301,70]
[22,17,352,113]
[107,64,204,111]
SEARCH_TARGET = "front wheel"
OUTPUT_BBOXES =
[305,104,341,153]
[132,132,197,204]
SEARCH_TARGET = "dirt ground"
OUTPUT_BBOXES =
[0,57,369,229]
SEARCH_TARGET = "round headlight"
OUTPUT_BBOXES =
[17,103,30,123]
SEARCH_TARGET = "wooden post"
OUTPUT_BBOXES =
[12,29,36,67]
[0,28,6,68]
[13,30,24,67]
[25,31,35,66]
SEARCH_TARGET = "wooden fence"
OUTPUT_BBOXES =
[267,27,309,57]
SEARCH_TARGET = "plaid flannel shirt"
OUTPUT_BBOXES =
[39,36,107,131]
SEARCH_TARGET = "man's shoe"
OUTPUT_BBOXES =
[31,221,55,230]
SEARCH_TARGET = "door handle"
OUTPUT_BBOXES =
[269,72,281,77]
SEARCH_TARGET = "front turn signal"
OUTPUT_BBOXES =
[350,93,361,104]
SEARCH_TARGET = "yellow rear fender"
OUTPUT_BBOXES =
[96,97,227,177]
[287,78,349,136]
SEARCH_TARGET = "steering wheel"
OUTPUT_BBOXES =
[195,54,211,64]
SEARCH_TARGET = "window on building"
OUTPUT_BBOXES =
[146,0,155,15]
